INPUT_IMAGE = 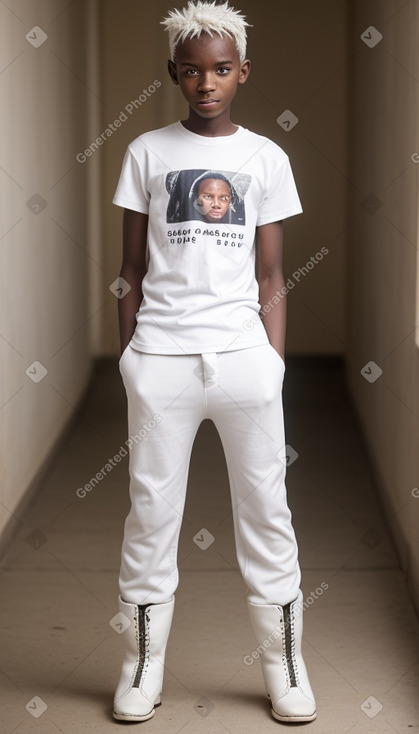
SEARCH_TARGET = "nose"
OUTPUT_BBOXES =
[197,72,216,93]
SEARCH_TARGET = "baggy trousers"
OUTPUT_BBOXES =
[118,342,301,606]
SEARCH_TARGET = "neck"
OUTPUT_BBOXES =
[181,108,238,137]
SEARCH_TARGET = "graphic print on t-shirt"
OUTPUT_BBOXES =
[166,169,251,225]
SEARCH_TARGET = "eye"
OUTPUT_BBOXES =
[217,67,231,75]
[185,69,199,76]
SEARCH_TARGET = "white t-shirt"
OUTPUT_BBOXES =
[113,121,302,354]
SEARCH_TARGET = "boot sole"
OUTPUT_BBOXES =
[271,708,317,723]
[113,702,161,722]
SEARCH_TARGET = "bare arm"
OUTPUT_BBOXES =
[256,220,286,360]
[118,209,148,356]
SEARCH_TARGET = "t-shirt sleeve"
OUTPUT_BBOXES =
[112,144,150,214]
[257,151,303,226]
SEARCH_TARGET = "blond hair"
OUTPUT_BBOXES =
[161,1,250,62]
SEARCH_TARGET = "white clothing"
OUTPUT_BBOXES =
[118,343,301,606]
[113,121,302,355]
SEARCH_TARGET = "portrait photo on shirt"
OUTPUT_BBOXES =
[165,169,251,225]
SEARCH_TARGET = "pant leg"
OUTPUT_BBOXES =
[118,346,205,604]
[207,343,301,606]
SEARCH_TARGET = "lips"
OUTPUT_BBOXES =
[197,99,219,106]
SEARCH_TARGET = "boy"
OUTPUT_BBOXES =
[112,0,316,724]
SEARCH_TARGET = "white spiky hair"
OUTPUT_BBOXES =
[161,1,250,62]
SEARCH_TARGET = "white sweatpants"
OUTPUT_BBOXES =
[118,342,301,606]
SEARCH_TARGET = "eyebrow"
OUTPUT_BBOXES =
[180,60,234,67]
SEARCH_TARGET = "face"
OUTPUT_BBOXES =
[168,33,250,121]
[197,178,232,221]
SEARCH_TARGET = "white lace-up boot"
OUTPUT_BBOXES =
[247,590,316,722]
[113,595,174,721]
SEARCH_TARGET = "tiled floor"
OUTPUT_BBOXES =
[1,358,418,733]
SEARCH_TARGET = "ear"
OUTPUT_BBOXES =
[238,59,251,85]
[168,60,179,85]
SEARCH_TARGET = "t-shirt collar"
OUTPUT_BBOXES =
[174,120,246,145]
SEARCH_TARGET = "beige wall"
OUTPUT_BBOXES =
[345,0,419,608]
[101,0,348,355]
[3,0,418,615]
[0,1,100,543]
